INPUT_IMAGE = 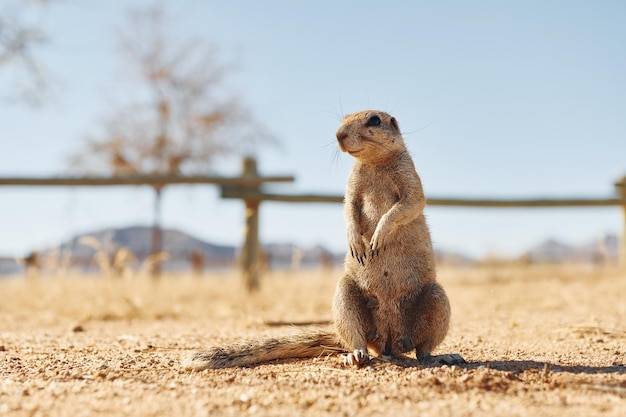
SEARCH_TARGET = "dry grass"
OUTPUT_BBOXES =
[1,265,625,416]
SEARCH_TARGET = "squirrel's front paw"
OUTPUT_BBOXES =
[347,228,368,265]
[370,217,393,256]
[370,229,387,256]
[349,242,367,265]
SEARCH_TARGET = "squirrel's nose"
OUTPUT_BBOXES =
[336,128,348,142]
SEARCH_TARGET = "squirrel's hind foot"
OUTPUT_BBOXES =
[341,348,370,368]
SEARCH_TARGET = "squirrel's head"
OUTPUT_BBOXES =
[336,110,405,164]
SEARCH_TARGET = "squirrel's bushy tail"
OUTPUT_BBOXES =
[183,329,343,370]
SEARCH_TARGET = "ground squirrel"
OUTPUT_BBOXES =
[184,110,463,370]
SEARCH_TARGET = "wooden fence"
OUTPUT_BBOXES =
[1,157,625,290]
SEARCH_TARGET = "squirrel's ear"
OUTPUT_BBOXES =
[390,117,399,132]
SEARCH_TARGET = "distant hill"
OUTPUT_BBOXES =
[54,225,236,263]
[263,243,344,269]
[434,249,475,266]
[525,234,618,264]
[0,257,20,276]
[525,239,575,263]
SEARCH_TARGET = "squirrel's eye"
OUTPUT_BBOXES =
[366,115,381,127]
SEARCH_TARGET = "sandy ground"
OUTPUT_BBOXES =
[1,265,625,416]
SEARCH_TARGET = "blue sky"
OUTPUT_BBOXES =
[1,0,625,258]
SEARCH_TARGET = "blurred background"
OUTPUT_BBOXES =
[1,0,625,277]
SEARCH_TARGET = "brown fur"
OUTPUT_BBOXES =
[184,110,459,370]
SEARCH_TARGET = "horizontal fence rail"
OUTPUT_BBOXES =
[0,174,294,188]
[221,189,626,208]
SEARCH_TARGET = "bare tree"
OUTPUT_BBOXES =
[0,0,51,105]
[71,6,275,277]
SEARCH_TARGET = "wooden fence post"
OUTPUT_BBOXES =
[616,176,626,269]
[240,157,261,292]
